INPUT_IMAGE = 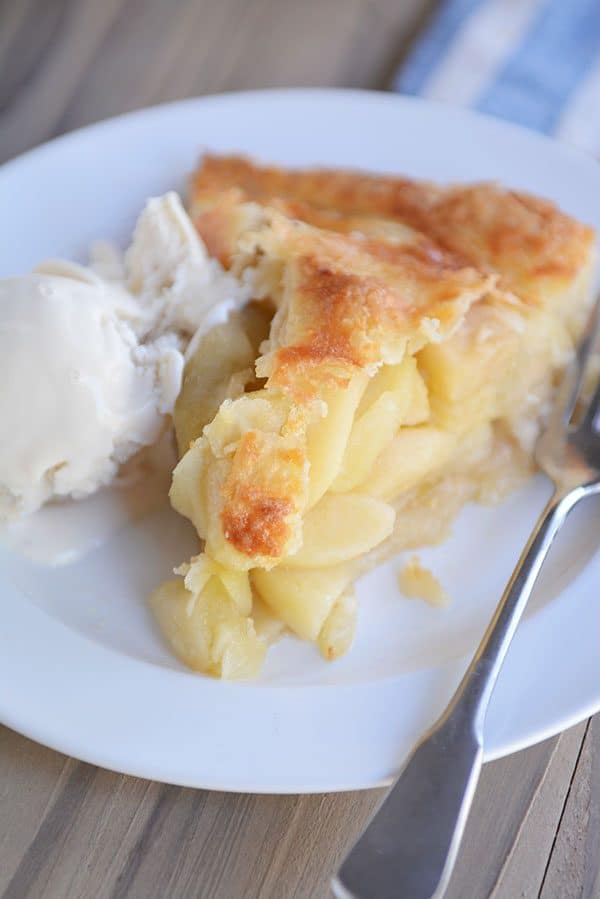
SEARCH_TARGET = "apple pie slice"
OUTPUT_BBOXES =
[150,156,596,678]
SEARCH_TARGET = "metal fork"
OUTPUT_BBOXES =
[333,293,600,899]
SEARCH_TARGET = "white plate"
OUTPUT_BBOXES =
[1,89,599,794]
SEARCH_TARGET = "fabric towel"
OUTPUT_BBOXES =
[393,0,600,156]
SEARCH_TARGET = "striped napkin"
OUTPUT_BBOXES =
[393,0,600,156]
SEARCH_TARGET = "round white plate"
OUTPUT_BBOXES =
[1,89,599,793]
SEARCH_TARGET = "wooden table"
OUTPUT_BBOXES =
[1,2,598,896]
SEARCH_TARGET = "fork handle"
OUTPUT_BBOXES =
[333,486,585,899]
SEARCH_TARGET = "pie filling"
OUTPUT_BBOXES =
[150,156,597,678]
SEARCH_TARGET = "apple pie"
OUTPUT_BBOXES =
[150,155,597,678]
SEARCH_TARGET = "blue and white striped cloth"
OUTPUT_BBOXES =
[393,0,600,156]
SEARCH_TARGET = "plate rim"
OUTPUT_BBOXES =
[2,86,599,181]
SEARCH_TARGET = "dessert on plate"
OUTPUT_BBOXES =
[149,155,597,678]
[1,153,595,678]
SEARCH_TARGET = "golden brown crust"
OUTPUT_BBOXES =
[191,154,595,303]
[228,205,496,392]
[270,256,401,391]
[220,431,305,559]
[191,153,440,222]
[194,188,471,276]
[420,186,594,298]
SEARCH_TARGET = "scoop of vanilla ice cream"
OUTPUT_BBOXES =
[39,192,250,343]
[0,192,250,522]
[0,275,184,520]
[125,191,249,338]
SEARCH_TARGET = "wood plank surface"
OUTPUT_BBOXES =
[448,723,588,899]
[539,717,600,899]
[2,724,595,899]
[1,1,598,897]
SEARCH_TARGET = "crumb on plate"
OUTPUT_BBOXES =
[398,555,450,608]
